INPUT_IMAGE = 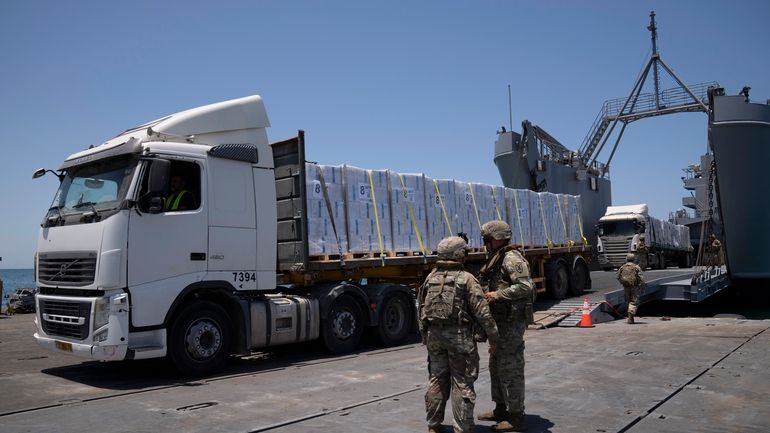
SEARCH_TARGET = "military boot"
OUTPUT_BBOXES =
[477,404,508,422]
[627,314,635,324]
[491,412,527,432]
[427,425,443,433]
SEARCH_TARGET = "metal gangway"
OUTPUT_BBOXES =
[576,11,719,176]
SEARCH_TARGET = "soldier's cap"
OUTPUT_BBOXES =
[481,220,512,241]
[626,253,636,261]
[437,236,470,260]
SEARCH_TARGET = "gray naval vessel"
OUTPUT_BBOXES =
[709,87,770,281]
[493,12,716,254]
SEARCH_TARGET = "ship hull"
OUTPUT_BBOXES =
[710,94,770,280]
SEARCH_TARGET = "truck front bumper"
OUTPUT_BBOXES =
[34,332,128,361]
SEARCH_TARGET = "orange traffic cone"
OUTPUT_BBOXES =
[577,297,594,328]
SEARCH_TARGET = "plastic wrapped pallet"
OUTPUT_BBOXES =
[529,191,550,247]
[305,163,348,256]
[425,177,457,252]
[542,192,568,246]
[505,188,532,248]
[564,194,586,245]
[343,165,393,254]
[389,171,429,254]
[472,183,507,228]
[453,181,483,249]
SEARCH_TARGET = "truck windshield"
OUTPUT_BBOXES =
[597,220,637,237]
[49,155,137,220]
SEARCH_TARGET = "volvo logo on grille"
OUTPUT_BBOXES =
[60,264,68,275]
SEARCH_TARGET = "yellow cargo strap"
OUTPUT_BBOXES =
[538,193,553,252]
[556,195,574,248]
[367,170,386,265]
[577,207,588,247]
[512,190,525,250]
[398,174,426,257]
[469,183,482,232]
[490,185,503,221]
[433,179,453,235]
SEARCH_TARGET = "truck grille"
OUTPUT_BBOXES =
[40,299,91,339]
[602,238,631,266]
[38,252,97,286]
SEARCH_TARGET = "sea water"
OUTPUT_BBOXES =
[0,269,35,306]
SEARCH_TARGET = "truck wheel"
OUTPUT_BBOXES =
[376,293,412,346]
[169,301,231,377]
[322,295,364,353]
[569,258,591,296]
[545,259,569,300]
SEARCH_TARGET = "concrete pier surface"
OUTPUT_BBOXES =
[1,309,768,433]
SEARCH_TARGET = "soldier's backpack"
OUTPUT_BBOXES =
[422,270,463,325]
[618,264,639,288]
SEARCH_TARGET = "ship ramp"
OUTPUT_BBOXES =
[531,267,731,327]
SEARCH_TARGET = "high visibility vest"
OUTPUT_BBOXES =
[165,190,191,211]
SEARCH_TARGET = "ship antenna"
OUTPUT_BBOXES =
[508,84,513,132]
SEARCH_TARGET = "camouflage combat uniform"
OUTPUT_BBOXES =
[478,244,534,429]
[617,254,644,323]
[707,237,723,267]
[418,237,499,433]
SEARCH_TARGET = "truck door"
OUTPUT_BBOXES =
[127,159,208,327]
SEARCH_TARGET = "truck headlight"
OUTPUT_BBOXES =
[93,297,110,330]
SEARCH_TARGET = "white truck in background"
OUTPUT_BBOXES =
[31,95,592,376]
[596,204,691,270]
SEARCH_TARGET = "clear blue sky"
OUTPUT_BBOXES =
[1,0,767,269]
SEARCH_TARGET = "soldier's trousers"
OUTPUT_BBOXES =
[489,318,526,415]
[624,285,641,315]
[425,325,480,433]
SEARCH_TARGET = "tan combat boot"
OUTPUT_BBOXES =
[491,412,527,432]
[478,404,508,422]
[627,313,635,324]
[427,425,442,433]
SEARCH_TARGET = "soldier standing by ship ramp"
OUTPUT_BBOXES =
[617,253,644,324]
[418,236,499,433]
[477,220,534,432]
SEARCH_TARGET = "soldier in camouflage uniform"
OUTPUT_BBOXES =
[617,253,644,324]
[418,236,499,433]
[477,220,534,432]
[636,234,649,269]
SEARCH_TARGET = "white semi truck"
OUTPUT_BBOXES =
[596,204,691,270]
[32,95,592,376]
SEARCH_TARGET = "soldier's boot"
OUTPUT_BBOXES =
[478,404,508,422]
[428,425,442,433]
[627,313,635,324]
[491,412,527,432]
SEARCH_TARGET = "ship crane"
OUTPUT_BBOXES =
[576,11,718,176]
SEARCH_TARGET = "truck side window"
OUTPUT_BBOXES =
[164,161,201,212]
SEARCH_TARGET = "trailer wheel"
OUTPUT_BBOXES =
[376,293,412,346]
[569,258,591,296]
[545,259,569,300]
[322,295,364,353]
[169,301,231,377]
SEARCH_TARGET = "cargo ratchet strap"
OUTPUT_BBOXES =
[367,170,386,265]
[433,179,453,236]
[512,190,525,250]
[398,174,427,258]
[317,168,346,267]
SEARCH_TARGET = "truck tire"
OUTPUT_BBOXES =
[321,295,364,353]
[169,301,231,377]
[545,259,569,300]
[376,293,412,346]
[569,258,591,296]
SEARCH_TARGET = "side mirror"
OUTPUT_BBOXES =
[148,196,164,214]
[148,159,170,195]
